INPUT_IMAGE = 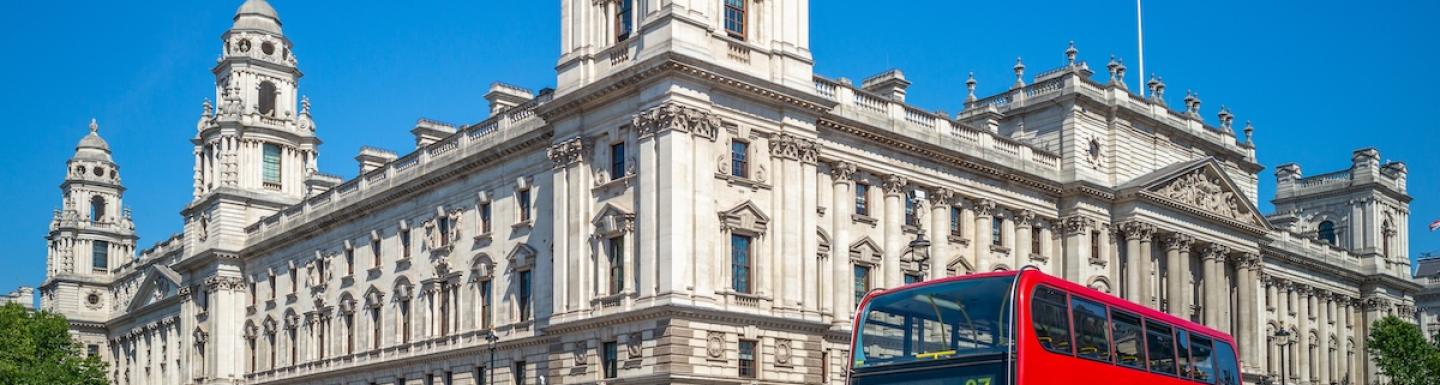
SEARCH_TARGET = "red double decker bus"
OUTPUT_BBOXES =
[848,268,1241,385]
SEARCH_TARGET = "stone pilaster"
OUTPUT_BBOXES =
[829,161,856,326]
[881,174,907,288]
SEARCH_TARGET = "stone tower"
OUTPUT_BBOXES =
[41,119,137,337]
[1272,147,1412,277]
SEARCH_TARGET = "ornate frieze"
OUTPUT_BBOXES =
[203,276,246,292]
[1151,168,1252,223]
[768,133,819,163]
[632,102,722,140]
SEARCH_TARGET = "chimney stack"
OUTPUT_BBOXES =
[861,69,911,102]
[485,82,534,115]
[356,146,398,175]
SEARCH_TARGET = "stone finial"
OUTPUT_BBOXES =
[1243,120,1255,144]
[1012,57,1026,89]
[965,72,978,103]
[1183,90,1198,116]
[202,98,214,118]
[1147,74,1166,106]
[1114,58,1127,89]
[1106,55,1120,83]
[301,96,312,115]
[1065,41,1078,67]
[1217,105,1234,132]
[89,118,99,133]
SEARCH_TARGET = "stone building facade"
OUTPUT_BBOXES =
[38,1,1421,385]
[1416,257,1440,338]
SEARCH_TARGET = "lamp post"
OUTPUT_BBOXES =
[1274,328,1293,385]
[484,330,498,385]
[905,195,932,280]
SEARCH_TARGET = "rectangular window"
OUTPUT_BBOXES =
[1032,227,1042,255]
[1071,296,1111,362]
[269,274,277,300]
[514,361,526,385]
[400,299,412,344]
[738,340,757,378]
[345,313,355,354]
[991,218,1003,246]
[262,144,282,185]
[250,281,257,306]
[372,237,382,267]
[731,141,749,178]
[904,190,917,226]
[92,240,109,271]
[1032,286,1072,354]
[400,230,411,259]
[1090,231,1101,260]
[854,265,871,305]
[518,189,532,223]
[1213,340,1240,385]
[371,307,382,348]
[904,274,923,285]
[821,351,829,381]
[724,0,747,39]
[290,267,298,294]
[439,288,451,336]
[854,184,870,216]
[611,142,626,178]
[474,367,486,385]
[608,237,625,295]
[602,341,619,379]
[1176,329,1193,378]
[731,234,753,294]
[479,202,492,234]
[949,207,962,237]
[87,344,99,358]
[1112,310,1146,369]
[518,270,532,322]
[480,280,493,329]
[1189,334,1215,382]
[615,0,634,42]
[438,215,452,245]
[1145,320,1178,376]
[345,247,355,276]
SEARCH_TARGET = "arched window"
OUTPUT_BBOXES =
[90,196,107,222]
[1318,221,1337,245]
[258,81,278,116]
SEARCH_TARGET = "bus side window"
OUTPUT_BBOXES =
[1111,311,1146,369]
[1212,340,1240,385]
[1144,320,1178,376]
[1070,296,1111,362]
[1031,286,1073,355]
[1189,334,1215,383]
[1176,330,1193,378]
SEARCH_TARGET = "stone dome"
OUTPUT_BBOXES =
[232,0,283,34]
[72,119,113,163]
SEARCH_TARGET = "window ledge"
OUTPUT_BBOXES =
[948,235,971,245]
[852,214,878,225]
[1029,253,1049,263]
[367,266,383,277]
[1088,257,1108,266]
[989,245,1011,253]
[715,173,771,190]
[593,174,636,191]
[512,220,534,229]
[902,225,920,234]
[285,293,298,303]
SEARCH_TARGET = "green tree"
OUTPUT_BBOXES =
[1365,315,1440,385]
[0,303,108,385]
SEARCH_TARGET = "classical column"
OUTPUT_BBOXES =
[1163,234,1184,317]
[830,161,856,324]
[1317,290,1331,385]
[1014,210,1034,270]
[881,174,907,288]
[1120,223,1142,302]
[1201,245,1228,327]
[800,146,819,313]
[1177,237,1194,321]
[1137,225,1156,308]
[1236,254,1260,372]
[1297,286,1311,383]
[547,138,578,313]
[972,199,996,270]
[929,188,955,281]
[1061,216,1090,282]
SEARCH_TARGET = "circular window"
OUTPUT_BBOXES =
[93,167,104,177]
[261,42,275,55]
[86,294,100,305]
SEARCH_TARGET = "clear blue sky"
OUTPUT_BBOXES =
[0,1,1435,293]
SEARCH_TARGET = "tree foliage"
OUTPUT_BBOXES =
[1365,315,1440,385]
[0,303,108,385]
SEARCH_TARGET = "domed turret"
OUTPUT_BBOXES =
[232,0,282,35]
[72,119,113,163]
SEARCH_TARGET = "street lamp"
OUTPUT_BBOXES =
[905,195,932,279]
[484,330,498,385]
[1273,328,1293,385]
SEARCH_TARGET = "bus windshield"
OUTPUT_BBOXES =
[853,276,1015,371]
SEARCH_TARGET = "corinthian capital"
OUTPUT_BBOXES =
[768,133,818,163]
[928,187,956,206]
[547,137,588,169]
[1201,244,1231,260]
[828,161,857,182]
[1061,215,1093,236]
[972,198,997,216]
[882,174,908,196]
[632,102,721,140]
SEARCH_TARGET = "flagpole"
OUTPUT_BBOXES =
[1136,0,1146,97]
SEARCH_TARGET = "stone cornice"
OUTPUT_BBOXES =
[817,120,1064,196]
[544,303,831,335]
[537,53,835,121]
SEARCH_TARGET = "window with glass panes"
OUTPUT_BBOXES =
[1032,227,1042,255]
[904,190,917,226]
[904,274,923,285]
[738,340,757,378]
[855,184,870,216]
[615,0,634,42]
[608,237,625,294]
[602,341,619,379]
[518,189,532,223]
[992,217,1003,246]
[853,265,871,305]
[723,0,746,39]
[731,141,749,178]
[518,270,532,321]
[92,240,109,271]
[479,279,493,328]
[611,142,626,178]
[262,144,282,185]
[731,234,753,293]
[950,207,962,237]
[479,202,492,234]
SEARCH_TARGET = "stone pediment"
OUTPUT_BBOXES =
[1125,158,1270,232]
[127,266,183,312]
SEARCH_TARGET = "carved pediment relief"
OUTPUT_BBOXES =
[591,203,636,238]
[507,244,538,271]
[1136,159,1269,231]
[719,201,770,234]
[849,237,883,264]
[127,267,183,312]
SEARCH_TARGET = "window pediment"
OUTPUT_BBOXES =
[592,203,635,238]
[508,244,538,271]
[849,237,883,264]
[719,200,769,234]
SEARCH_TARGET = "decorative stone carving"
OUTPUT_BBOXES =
[1152,169,1250,222]
[972,198,997,216]
[632,102,722,140]
[1061,216,1093,236]
[928,187,955,206]
[768,133,819,163]
[881,174,908,196]
[573,340,587,365]
[627,332,643,359]
[547,137,587,169]
[775,339,792,365]
[706,332,725,359]
[829,161,857,182]
[1201,244,1230,260]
